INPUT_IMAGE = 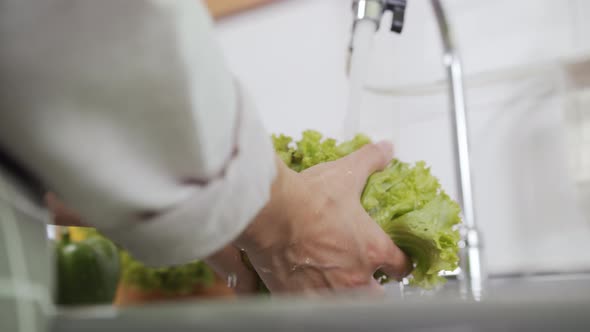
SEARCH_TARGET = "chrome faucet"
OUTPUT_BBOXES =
[351,0,485,300]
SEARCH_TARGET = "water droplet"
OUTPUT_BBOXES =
[376,274,388,284]
[291,264,298,272]
[227,273,238,288]
[260,267,272,274]
[399,280,405,300]
[304,257,311,265]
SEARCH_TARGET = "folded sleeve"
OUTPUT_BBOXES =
[0,0,276,265]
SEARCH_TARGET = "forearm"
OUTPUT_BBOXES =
[234,155,292,252]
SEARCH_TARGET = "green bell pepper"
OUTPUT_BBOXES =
[56,230,121,305]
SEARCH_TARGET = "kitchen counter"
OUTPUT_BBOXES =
[52,273,590,332]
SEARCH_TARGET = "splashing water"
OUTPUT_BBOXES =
[342,20,376,141]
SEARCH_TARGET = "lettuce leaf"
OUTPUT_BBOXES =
[363,164,461,288]
[119,251,215,294]
[272,130,371,172]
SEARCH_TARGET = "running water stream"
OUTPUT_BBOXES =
[342,20,376,140]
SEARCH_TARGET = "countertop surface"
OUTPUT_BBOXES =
[52,273,590,332]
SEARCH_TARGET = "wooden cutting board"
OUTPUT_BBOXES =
[204,0,275,18]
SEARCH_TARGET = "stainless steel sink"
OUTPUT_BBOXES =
[52,273,590,332]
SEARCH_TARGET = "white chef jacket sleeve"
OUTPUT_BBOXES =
[0,0,277,266]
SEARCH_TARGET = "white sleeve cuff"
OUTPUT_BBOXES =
[103,84,276,266]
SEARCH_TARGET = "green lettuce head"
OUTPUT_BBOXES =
[272,130,461,289]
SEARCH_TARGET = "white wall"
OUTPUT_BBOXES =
[215,0,590,275]
[215,0,350,138]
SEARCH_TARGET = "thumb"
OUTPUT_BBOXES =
[338,141,394,193]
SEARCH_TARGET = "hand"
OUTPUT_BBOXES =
[234,142,412,294]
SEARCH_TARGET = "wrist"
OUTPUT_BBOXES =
[233,155,292,252]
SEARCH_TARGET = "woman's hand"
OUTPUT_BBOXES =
[46,140,412,296]
[234,142,412,294]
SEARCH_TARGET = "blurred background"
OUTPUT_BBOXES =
[212,0,590,277]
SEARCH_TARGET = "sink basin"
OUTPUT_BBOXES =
[52,273,590,332]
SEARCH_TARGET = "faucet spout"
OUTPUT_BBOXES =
[352,0,385,29]
[351,0,408,32]
[348,1,407,71]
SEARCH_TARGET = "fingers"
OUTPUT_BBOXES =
[337,141,394,193]
[367,221,413,281]
[377,246,413,282]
